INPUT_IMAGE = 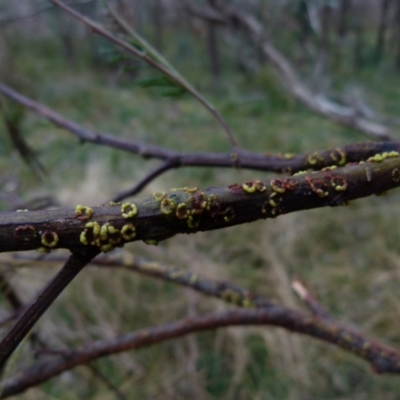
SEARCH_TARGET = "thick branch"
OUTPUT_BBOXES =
[1,154,400,253]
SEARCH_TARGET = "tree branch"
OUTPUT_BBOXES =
[0,247,99,369]
[1,81,400,181]
[1,152,400,253]
[2,303,400,397]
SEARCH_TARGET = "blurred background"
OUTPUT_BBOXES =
[1,1,400,399]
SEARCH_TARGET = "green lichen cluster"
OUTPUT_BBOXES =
[153,188,223,229]
[80,221,136,253]
[367,151,399,163]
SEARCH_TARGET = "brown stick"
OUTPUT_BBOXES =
[0,247,99,369]
[1,305,400,398]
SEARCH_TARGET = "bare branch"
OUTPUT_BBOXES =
[1,81,400,182]
[0,248,99,369]
[16,252,276,309]
[2,304,400,397]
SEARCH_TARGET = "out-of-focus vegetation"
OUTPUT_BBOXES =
[2,1,400,399]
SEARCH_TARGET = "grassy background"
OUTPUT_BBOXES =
[2,15,400,400]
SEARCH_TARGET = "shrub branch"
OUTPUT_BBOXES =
[1,153,400,253]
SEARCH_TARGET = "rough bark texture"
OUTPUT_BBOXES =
[2,154,400,254]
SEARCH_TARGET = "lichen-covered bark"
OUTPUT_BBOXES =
[1,154,400,254]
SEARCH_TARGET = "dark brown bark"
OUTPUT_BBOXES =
[2,151,400,253]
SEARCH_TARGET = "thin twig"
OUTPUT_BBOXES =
[1,81,400,182]
[14,252,276,309]
[48,0,238,149]
[292,277,330,319]
[112,160,176,201]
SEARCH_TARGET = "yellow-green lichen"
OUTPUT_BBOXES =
[330,176,348,192]
[242,180,266,194]
[330,148,346,165]
[80,231,88,245]
[176,203,189,219]
[270,179,286,194]
[187,214,200,229]
[100,223,109,241]
[121,203,138,219]
[160,197,175,215]
[306,152,324,166]
[242,298,255,308]
[368,151,400,163]
[368,153,383,162]
[283,153,295,159]
[75,205,93,220]
[269,193,280,207]
[321,165,337,171]
[41,231,59,248]
[221,289,241,305]
[144,239,159,246]
[92,222,101,236]
[292,170,308,176]
[184,187,198,193]
[100,243,115,253]
[392,168,400,182]
[121,224,136,241]
[107,225,121,245]
[153,191,166,201]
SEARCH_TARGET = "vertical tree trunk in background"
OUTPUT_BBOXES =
[313,3,332,89]
[334,0,352,71]
[337,0,351,39]
[152,0,164,51]
[353,2,365,70]
[59,10,76,65]
[294,0,312,66]
[374,0,391,63]
[206,0,221,86]
[394,0,400,69]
